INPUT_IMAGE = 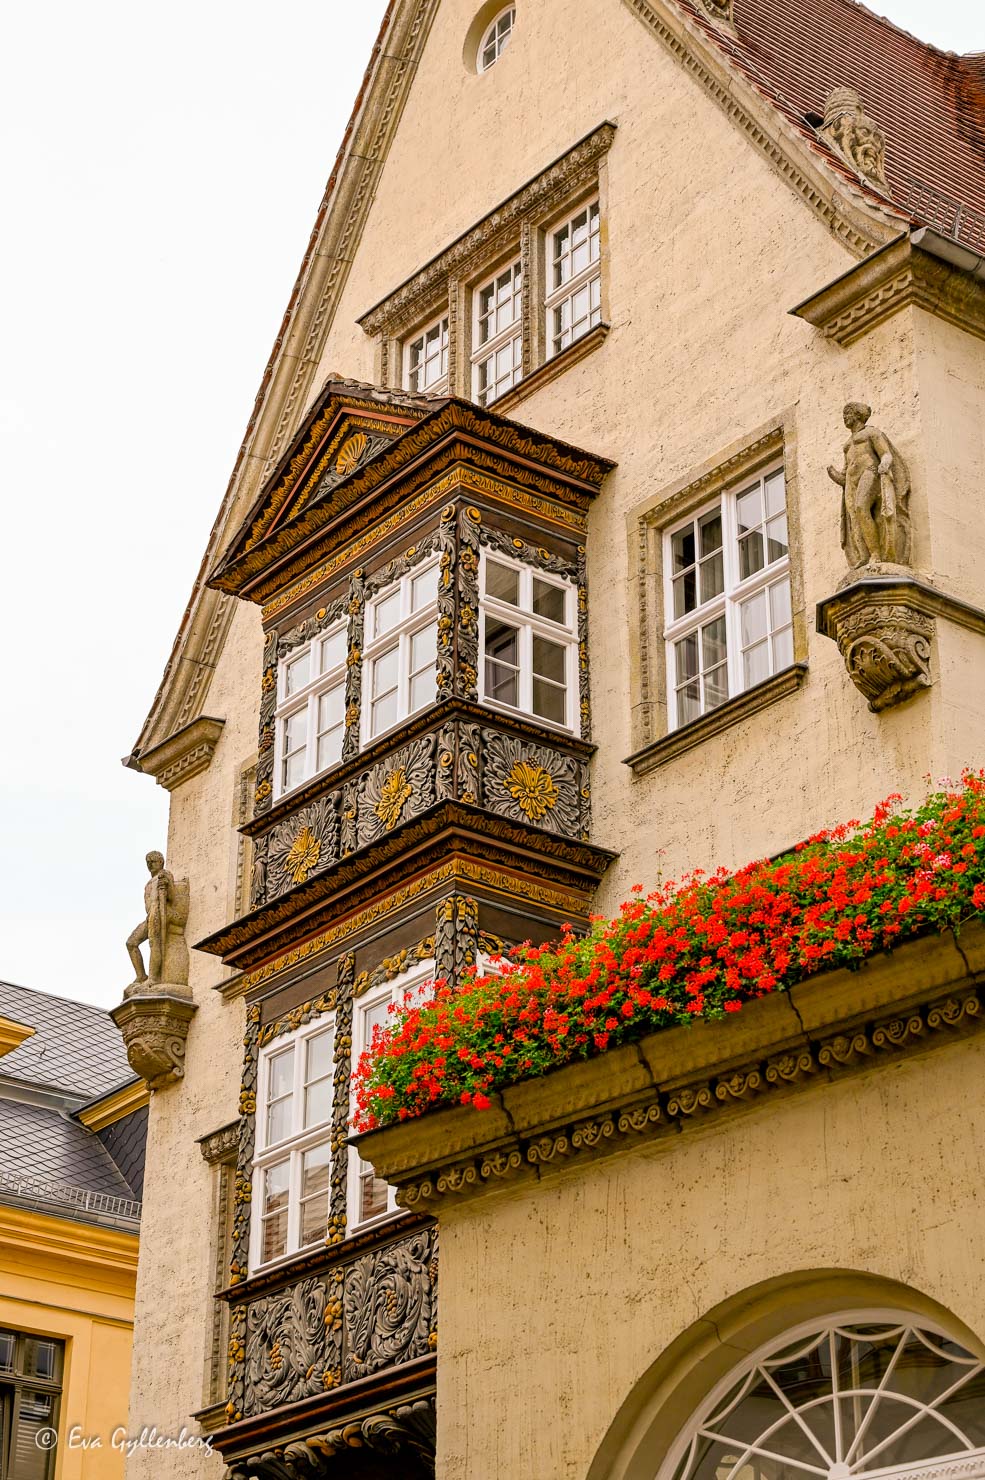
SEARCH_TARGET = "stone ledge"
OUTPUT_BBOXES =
[354,923,985,1209]
[624,664,808,775]
[491,324,610,417]
[791,235,985,346]
[129,715,225,791]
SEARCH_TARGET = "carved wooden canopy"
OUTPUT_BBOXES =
[209,376,614,608]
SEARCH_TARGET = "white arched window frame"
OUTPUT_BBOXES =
[478,5,515,72]
[661,1311,985,1480]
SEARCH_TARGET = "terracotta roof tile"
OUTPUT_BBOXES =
[677,0,985,250]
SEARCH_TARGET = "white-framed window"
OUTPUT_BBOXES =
[250,1017,335,1272]
[478,5,515,71]
[406,315,449,394]
[362,559,440,744]
[661,1311,985,1480]
[472,258,523,406]
[348,960,436,1230]
[663,467,793,732]
[545,198,601,358]
[479,551,578,731]
[274,622,348,798]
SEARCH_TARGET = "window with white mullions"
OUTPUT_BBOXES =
[478,5,515,71]
[349,961,436,1230]
[251,1020,335,1271]
[406,315,449,394]
[472,259,523,406]
[546,199,602,357]
[664,468,792,732]
[274,623,348,798]
[362,560,440,745]
[480,552,577,731]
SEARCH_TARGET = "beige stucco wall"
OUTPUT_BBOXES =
[124,0,985,1473]
[434,1034,985,1480]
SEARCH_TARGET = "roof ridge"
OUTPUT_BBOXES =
[810,0,963,61]
[0,979,113,1020]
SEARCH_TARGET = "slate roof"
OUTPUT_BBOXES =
[0,979,133,1098]
[678,0,985,248]
[0,1098,136,1202]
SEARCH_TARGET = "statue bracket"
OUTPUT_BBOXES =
[110,991,198,1090]
[817,574,935,713]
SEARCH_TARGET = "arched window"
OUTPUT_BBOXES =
[478,5,515,72]
[664,1315,985,1480]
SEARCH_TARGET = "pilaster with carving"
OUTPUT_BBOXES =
[328,954,356,1247]
[254,632,279,817]
[435,896,479,982]
[456,506,481,701]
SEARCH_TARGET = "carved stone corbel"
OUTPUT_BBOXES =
[817,578,934,713]
[110,993,197,1090]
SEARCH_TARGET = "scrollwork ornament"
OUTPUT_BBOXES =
[357,734,438,845]
[264,797,339,902]
[244,1277,342,1415]
[436,505,457,700]
[457,506,481,700]
[342,570,365,762]
[342,1229,436,1382]
[254,632,279,817]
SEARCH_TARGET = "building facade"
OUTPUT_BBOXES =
[0,980,146,1480]
[118,0,985,1476]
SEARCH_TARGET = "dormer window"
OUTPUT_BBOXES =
[363,559,441,744]
[274,623,348,798]
[478,5,515,71]
[480,553,578,731]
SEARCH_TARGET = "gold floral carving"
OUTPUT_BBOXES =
[375,768,414,830]
[506,761,559,822]
[284,826,322,885]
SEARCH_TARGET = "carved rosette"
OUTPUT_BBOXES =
[482,733,582,836]
[817,580,934,712]
[357,734,438,846]
[110,993,197,1091]
[265,797,339,901]
[244,1275,344,1415]
[342,1229,438,1383]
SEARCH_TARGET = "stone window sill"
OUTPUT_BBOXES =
[624,663,808,776]
[490,323,610,416]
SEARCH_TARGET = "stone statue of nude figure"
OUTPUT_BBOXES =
[827,402,912,570]
[126,851,190,995]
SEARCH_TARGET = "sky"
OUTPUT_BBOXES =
[0,0,980,1012]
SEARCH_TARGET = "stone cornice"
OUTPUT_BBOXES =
[77,1077,149,1131]
[128,715,225,791]
[358,122,617,338]
[198,1120,241,1166]
[791,234,985,345]
[817,574,985,644]
[355,924,985,1211]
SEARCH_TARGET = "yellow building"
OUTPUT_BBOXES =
[115,0,985,1476]
[0,980,146,1479]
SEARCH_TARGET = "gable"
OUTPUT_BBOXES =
[130,0,983,770]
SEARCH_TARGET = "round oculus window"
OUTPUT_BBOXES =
[478,5,515,72]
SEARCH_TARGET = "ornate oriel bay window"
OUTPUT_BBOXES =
[359,122,615,413]
[200,378,615,1474]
